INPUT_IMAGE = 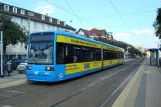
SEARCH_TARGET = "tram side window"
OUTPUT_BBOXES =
[118,53,120,59]
[108,51,113,60]
[89,48,96,61]
[116,52,119,59]
[115,52,118,59]
[112,52,115,59]
[64,44,74,64]
[56,43,65,64]
[103,50,108,60]
[121,53,124,58]
[107,51,111,60]
[96,49,101,61]
[112,52,114,59]
[120,53,122,59]
[119,52,123,59]
[82,47,90,62]
[73,46,81,62]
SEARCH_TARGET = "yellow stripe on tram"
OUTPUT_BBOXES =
[57,35,101,48]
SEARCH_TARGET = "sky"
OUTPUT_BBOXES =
[1,0,161,49]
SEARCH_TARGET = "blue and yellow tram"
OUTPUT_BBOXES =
[26,31,125,82]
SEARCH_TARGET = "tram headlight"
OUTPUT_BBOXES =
[45,66,54,71]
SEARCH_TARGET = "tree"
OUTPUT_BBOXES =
[153,8,161,38]
[143,52,147,57]
[0,14,27,59]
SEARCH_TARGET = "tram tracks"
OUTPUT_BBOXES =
[0,59,143,107]
[50,60,143,107]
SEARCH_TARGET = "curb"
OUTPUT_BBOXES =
[112,60,145,107]
[0,79,28,89]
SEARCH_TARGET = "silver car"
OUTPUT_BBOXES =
[16,60,27,73]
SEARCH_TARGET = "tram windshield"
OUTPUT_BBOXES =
[28,32,54,64]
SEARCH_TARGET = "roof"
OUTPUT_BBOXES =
[80,28,90,36]
[0,2,76,31]
[90,28,106,36]
[78,28,107,36]
[149,48,159,51]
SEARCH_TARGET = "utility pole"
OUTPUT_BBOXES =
[158,41,160,68]
[0,31,3,78]
[27,18,30,55]
[0,22,3,78]
[28,18,30,36]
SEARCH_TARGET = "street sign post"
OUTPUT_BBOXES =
[0,31,3,78]
[0,22,3,78]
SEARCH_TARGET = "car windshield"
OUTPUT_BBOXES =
[28,32,54,64]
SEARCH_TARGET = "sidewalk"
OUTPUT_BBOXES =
[112,59,161,107]
[0,71,27,89]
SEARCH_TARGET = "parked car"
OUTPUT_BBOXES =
[16,60,27,73]
[6,58,25,70]
[0,62,9,77]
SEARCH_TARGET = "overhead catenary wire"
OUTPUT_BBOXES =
[45,0,102,29]
[7,0,20,7]
[83,10,156,19]
[108,0,135,36]
[64,0,86,28]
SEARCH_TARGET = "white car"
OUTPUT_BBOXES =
[16,60,27,73]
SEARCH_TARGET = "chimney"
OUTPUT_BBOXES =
[46,13,48,16]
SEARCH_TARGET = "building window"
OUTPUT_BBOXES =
[28,12,34,16]
[49,17,52,22]
[13,7,17,13]
[48,25,50,29]
[21,18,24,25]
[42,15,45,20]
[21,9,25,15]
[57,19,60,24]
[34,21,37,27]
[42,23,45,28]
[4,5,9,11]
[55,26,57,30]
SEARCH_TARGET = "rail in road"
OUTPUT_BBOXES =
[0,58,144,107]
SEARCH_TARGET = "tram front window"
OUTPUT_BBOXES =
[28,32,54,64]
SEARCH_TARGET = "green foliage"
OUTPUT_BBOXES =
[143,52,147,57]
[93,36,142,56]
[0,14,27,58]
[153,8,161,38]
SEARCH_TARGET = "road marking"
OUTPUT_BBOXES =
[143,70,150,74]
[6,90,25,94]
[1,105,12,107]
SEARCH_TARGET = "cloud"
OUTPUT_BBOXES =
[114,33,129,39]
[35,1,54,15]
[132,29,154,35]
[114,33,129,37]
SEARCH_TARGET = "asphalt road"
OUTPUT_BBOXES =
[0,58,144,107]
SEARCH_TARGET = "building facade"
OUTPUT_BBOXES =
[0,2,76,59]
